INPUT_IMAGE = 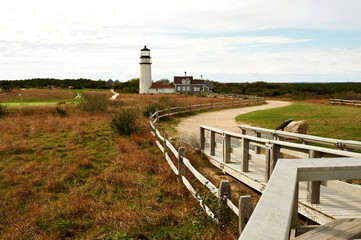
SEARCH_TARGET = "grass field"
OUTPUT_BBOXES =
[0,92,240,239]
[236,101,361,141]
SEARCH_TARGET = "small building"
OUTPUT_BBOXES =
[148,83,175,94]
[174,73,213,93]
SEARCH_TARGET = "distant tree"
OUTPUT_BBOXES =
[106,79,115,89]
[154,79,170,84]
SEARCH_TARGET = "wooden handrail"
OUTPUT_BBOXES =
[238,125,361,151]
[239,158,361,240]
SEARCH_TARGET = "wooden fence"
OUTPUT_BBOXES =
[238,125,361,151]
[148,97,264,234]
[329,98,361,106]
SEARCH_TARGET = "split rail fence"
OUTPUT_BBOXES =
[148,96,265,234]
[329,98,361,106]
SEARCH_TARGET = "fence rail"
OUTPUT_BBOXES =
[329,98,361,106]
[238,125,361,151]
[200,125,361,205]
[148,96,265,235]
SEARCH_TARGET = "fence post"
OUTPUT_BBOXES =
[211,102,213,110]
[200,102,202,111]
[200,127,205,150]
[223,133,231,163]
[255,132,261,154]
[265,143,272,182]
[178,147,186,180]
[241,98,243,106]
[241,137,249,172]
[239,195,254,235]
[222,100,224,108]
[168,106,170,117]
[232,99,234,107]
[248,99,250,106]
[307,150,322,204]
[210,130,215,156]
[219,180,231,224]
[270,143,281,175]
[163,133,169,156]
[189,103,191,111]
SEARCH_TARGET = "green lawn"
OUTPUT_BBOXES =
[236,102,361,141]
[3,100,80,106]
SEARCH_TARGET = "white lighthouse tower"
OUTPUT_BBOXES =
[139,46,152,94]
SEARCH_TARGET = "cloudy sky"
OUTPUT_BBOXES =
[1,0,361,82]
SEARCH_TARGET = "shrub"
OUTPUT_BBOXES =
[110,107,141,135]
[0,104,9,118]
[142,103,163,117]
[56,107,67,117]
[78,93,109,113]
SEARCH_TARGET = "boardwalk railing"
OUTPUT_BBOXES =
[329,98,361,106]
[239,157,361,240]
[200,125,361,214]
[148,97,264,234]
[238,125,361,151]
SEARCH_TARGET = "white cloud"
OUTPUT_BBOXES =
[0,0,361,81]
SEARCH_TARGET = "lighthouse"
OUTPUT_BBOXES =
[139,46,152,94]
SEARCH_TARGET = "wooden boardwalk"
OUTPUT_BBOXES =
[204,143,361,225]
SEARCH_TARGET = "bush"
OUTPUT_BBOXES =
[56,107,67,117]
[78,93,109,113]
[0,104,9,118]
[142,103,163,117]
[110,107,141,135]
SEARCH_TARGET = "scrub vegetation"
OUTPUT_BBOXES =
[0,92,241,239]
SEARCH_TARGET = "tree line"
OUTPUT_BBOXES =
[1,78,361,98]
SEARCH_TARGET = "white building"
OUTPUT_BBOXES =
[139,46,176,94]
[139,46,152,94]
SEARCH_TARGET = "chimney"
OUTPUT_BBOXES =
[201,75,203,79]
[185,71,187,76]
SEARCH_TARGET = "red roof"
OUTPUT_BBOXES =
[149,83,175,89]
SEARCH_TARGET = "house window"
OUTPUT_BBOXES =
[194,87,200,92]
[186,86,190,91]
[182,86,186,91]
[177,86,181,91]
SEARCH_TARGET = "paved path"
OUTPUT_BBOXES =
[176,100,290,141]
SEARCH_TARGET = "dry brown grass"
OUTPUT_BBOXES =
[0,89,77,103]
[0,94,240,239]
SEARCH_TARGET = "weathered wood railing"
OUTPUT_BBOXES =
[238,125,361,151]
[329,98,361,106]
[239,157,361,240]
[156,97,265,119]
[200,125,361,205]
[148,97,264,234]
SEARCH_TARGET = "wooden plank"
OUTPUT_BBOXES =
[295,218,361,239]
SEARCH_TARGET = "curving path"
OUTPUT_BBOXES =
[176,100,290,141]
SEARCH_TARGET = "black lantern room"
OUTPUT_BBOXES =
[140,45,150,58]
